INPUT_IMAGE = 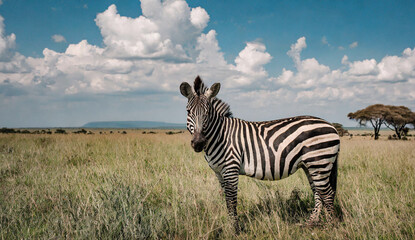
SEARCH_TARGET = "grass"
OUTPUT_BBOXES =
[1,130,415,239]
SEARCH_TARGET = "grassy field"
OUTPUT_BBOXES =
[1,130,415,239]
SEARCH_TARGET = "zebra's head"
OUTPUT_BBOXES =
[180,76,220,152]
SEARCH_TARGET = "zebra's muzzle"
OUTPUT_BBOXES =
[191,133,207,152]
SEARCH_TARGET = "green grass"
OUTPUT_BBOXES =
[1,131,415,239]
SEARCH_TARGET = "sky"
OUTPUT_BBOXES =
[0,0,414,127]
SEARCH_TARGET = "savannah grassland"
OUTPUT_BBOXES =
[1,129,415,239]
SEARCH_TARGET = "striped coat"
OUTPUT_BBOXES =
[180,76,340,232]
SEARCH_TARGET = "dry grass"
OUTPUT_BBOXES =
[1,130,414,239]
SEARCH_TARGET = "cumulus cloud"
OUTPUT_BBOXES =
[347,58,378,76]
[341,55,349,65]
[190,7,209,29]
[51,34,66,43]
[0,0,235,98]
[287,36,306,67]
[95,1,208,61]
[321,36,329,45]
[268,36,415,109]
[0,15,16,60]
[349,41,358,49]
[234,42,272,76]
[223,41,272,87]
[273,37,332,89]
[196,30,227,66]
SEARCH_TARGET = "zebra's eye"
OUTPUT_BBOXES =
[187,110,190,114]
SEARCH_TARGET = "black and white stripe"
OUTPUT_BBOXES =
[180,76,340,231]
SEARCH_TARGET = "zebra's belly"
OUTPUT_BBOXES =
[240,154,299,181]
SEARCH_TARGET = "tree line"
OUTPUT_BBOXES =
[348,104,415,140]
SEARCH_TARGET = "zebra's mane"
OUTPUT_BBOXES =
[194,76,232,118]
[211,97,233,118]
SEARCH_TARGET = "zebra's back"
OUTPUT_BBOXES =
[237,116,340,181]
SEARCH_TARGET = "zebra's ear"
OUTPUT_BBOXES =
[205,83,220,99]
[180,82,193,99]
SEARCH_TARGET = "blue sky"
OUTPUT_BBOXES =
[0,0,414,127]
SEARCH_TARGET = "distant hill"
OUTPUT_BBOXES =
[83,121,185,129]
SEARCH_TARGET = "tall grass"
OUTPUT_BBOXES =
[1,131,414,239]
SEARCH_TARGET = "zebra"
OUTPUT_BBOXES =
[180,76,340,232]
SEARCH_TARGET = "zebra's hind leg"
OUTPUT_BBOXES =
[300,163,323,225]
[317,185,336,224]
[309,166,337,225]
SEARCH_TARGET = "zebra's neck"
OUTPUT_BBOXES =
[210,97,232,118]
[203,98,232,155]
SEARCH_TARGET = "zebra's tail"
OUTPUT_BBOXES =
[330,154,339,195]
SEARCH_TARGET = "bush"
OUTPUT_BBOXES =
[55,129,67,134]
[332,123,349,137]
[0,128,17,134]
[73,129,87,134]
[166,131,184,135]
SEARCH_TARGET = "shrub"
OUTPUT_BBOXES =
[74,129,87,134]
[55,129,67,134]
[0,128,17,134]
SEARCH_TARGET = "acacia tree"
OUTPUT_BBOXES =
[348,104,388,140]
[383,105,415,139]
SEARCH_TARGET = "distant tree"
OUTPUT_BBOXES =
[348,104,388,140]
[332,123,349,137]
[383,105,415,139]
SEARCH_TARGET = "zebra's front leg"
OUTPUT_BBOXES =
[215,172,225,194]
[222,170,240,234]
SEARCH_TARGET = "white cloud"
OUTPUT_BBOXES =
[347,58,378,76]
[234,42,272,77]
[196,30,226,66]
[0,15,16,60]
[273,37,331,89]
[1,1,229,97]
[222,42,272,87]
[341,55,349,65]
[51,34,66,43]
[377,48,415,81]
[65,40,104,56]
[322,36,329,45]
[190,7,209,29]
[349,41,358,49]
[94,3,195,61]
[268,37,415,110]
[287,36,306,66]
